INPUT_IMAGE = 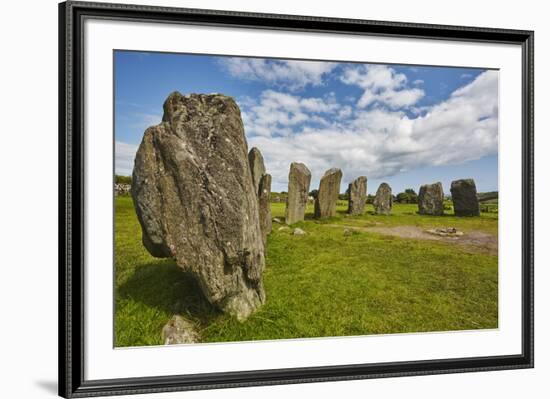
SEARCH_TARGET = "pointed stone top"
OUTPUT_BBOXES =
[290,162,311,177]
[323,167,342,178]
[351,176,367,184]
[248,147,266,195]
[420,181,443,192]
[248,147,265,165]
[421,181,443,187]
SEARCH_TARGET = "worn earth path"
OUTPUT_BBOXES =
[326,224,498,256]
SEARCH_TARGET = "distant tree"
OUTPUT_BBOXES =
[309,189,319,199]
[366,194,375,204]
[396,192,408,203]
[396,188,418,204]
[405,188,418,204]
[338,192,349,200]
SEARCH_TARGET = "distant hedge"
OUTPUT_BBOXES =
[477,191,498,202]
[115,175,132,185]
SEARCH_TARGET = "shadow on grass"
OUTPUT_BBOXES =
[117,260,219,323]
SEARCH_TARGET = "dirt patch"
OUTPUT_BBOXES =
[327,224,498,256]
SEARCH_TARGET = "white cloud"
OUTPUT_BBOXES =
[115,141,138,176]
[338,105,352,119]
[340,65,425,109]
[245,71,498,192]
[115,71,498,193]
[238,90,341,137]
[413,79,424,85]
[221,58,336,90]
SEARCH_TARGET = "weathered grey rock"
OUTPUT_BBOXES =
[247,147,271,245]
[248,147,266,196]
[347,176,367,215]
[285,162,312,225]
[131,92,265,321]
[278,226,290,232]
[293,228,306,236]
[418,182,444,216]
[373,183,392,215]
[272,217,282,224]
[258,173,272,245]
[450,179,480,217]
[314,168,343,218]
[162,315,199,344]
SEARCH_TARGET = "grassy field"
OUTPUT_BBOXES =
[115,196,498,347]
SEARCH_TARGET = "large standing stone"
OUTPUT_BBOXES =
[258,173,272,245]
[285,162,312,225]
[418,182,444,216]
[450,179,480,216]
[131,92,265,321]
[347,176,367,215]
[248,147,266,196]
[373,183,392,215]
[314,168,343,218]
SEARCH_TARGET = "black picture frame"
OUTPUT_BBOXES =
[59,1,534,397]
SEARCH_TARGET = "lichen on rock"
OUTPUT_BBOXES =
[131,92,265,321]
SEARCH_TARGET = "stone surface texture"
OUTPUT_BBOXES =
[450,179,480,217]
[162,315,199,344]
[418,182,445,216]
[347,176,367,215]
[248,147,266,196]
[314,168,343,218]
[373,183,393,215]
[285,162,312,225]
[131,92,265,320]
[258,173,272,245]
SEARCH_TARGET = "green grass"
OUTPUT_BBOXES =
[115,196,498,347]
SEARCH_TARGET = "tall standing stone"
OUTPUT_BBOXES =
[258,173,272,245]
[131,92,265,320]
[418,182,444,216]
[347,176,367,215]
[373,183,392,215]
[248,147,266,196]
[248,147,271,244]
[285,162,312,225]
[450,179,480,216]
[314,168,343,218]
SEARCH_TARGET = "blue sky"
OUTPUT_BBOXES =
[115,50,498,195]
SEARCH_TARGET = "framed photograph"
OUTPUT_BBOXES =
[59,1,534,397]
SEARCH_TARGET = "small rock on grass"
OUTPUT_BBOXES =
[343,228,352,237]
[426,227,464,237]
[293,228,306,236]
[278,226,290,232]
[272,217,282,223]
[162,315,199,344]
